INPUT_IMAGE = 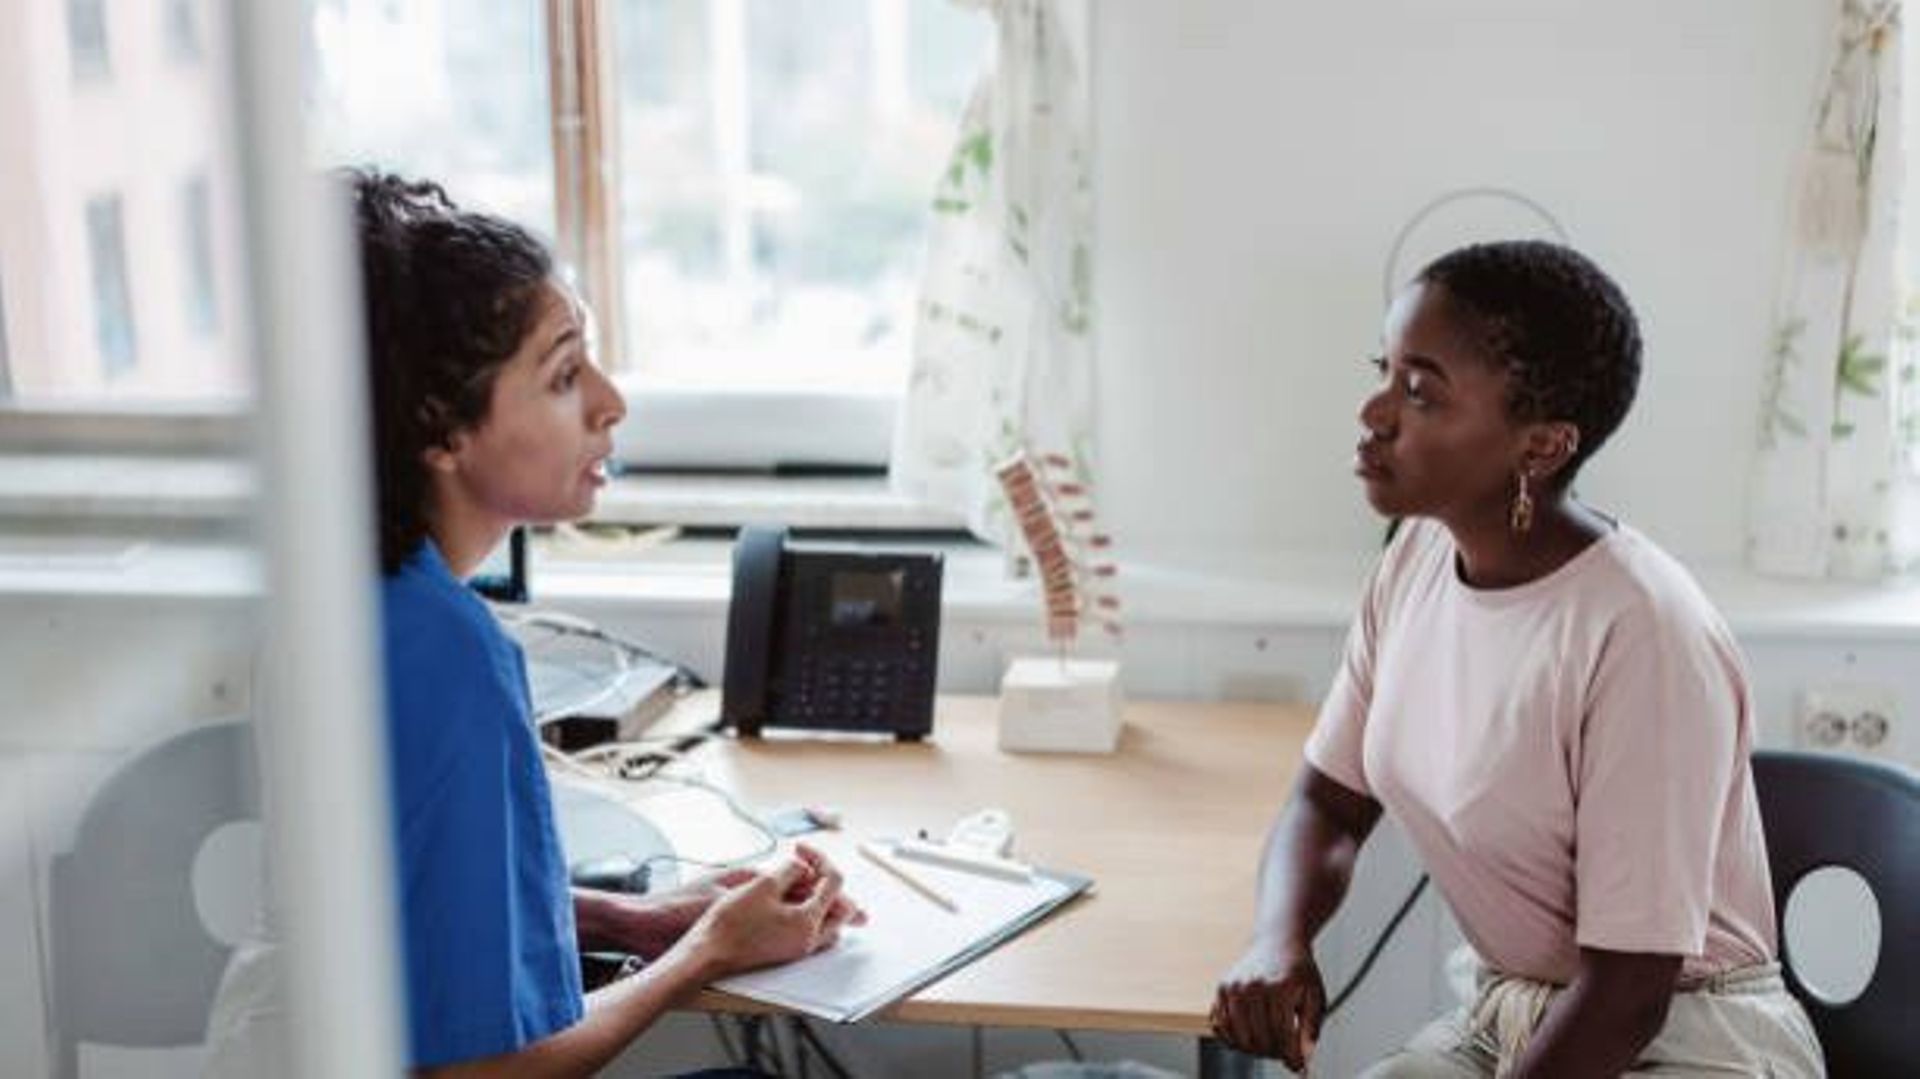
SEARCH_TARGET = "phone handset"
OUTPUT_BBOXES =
[721,525,789,737]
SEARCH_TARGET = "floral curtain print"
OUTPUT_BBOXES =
[889,0,1094,548]
[1749,0,1920,579]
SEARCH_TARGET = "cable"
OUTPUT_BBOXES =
[1054,1029,1084,1061]
[499,606,709,692]
[708,1014,745,1066]
[542,741,785,877]
[789,1016,856,1079]
[569,729,721,769]
[539,738,782,881]
[768,1015,796,1077]
[1380,187,1569,305]
[740,1016,769,1069]
[784,1017,809,1079]
[1325,873,1429,1017]
[539,742,611,783]
[625,769,781,872]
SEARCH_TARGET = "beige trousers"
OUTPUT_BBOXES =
[1357,962,1825,1078]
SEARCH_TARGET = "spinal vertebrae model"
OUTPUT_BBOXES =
[994,448,1121,647]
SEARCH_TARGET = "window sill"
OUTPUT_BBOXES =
[0,537,257,602]
[531,542,1920,637]
[0,452,964,533]
[7,459,1920,640]
[610,381,898,473]
[530,538,1371,627]
[14,529,1920,641]
[0,454,251,522]
[0,400,247,454]
[0,525,1362,627]
[593,472,964,531]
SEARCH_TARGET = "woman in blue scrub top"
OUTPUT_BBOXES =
[354,170,863,1076]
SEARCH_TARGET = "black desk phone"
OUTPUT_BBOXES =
[721,526,942,740]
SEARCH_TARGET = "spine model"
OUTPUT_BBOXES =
[994,448,1121,649]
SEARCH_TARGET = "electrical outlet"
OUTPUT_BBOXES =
[1796,684,1898,759]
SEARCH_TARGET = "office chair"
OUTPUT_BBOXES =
[1750,749,1920,1076]
[47,719,259,1079]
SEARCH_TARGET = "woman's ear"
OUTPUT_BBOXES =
[421,430,467,476]
[1520,421,1581,481]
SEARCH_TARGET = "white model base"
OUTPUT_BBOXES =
[997,657,1124,753]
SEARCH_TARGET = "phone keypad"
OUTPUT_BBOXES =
[784,654,932,730]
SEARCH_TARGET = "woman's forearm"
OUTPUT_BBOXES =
[1510,948,1679,1079]
[415,941,717,1079]
[1252,765,1381,952]
[572,887,688,957]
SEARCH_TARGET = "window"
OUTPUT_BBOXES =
[182,175,219,336]
[67,0,110,81]
[308,0,556,238]
[311,0,990,425]
[84,195,138,379]
[2,0,247,404]
[11,0,993,493]
[613,0,990,391]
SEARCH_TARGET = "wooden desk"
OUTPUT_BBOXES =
[636,693,1313,1050]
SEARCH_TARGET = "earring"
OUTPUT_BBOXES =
[1509,470,1535,534]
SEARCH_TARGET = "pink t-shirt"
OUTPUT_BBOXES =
[1305,518,1777,985]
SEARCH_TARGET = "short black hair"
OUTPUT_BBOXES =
[345,169,554,573]
[1417,240,1642,478]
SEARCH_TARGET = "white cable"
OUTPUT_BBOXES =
[498,607,703,685]
[539,742,779,873]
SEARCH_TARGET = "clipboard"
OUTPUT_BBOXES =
[710,833,1093,1022]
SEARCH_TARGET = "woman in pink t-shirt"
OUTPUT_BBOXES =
[1211,242,1823,1077]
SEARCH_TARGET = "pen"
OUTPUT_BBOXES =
[893,837,1032,882]
[859,841,960,913]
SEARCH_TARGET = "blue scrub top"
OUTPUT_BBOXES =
[380,541,583,1068]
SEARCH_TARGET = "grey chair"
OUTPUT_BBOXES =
[48,719,258,1078]
[1750,749,1920,1077]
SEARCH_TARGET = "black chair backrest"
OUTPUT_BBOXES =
[1750,750,1920,1076]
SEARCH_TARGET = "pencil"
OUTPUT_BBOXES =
[859,841,960,913]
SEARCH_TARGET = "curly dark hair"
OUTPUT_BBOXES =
[1417,240,1642,480]
[345,169,555,573]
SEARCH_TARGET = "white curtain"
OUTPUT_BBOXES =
[1749,0,1920,579]
[889,0,1094,548]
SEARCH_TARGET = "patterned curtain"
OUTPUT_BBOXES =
[889,0,1094,548]
[1749,0,1920,579]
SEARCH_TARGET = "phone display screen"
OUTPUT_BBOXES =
[827,569,905,629]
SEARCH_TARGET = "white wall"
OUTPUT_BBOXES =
[1097,0,1833,567]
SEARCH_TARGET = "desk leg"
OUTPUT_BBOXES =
[1198,1036,1259,1079]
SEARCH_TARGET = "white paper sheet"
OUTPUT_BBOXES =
[710,831,1086,1022]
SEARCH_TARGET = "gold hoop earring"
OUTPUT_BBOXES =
[1509,471,1535,534]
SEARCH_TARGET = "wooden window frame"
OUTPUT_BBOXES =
[545,0,626,374]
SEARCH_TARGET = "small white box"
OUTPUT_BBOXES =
[997,657,1124,753]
